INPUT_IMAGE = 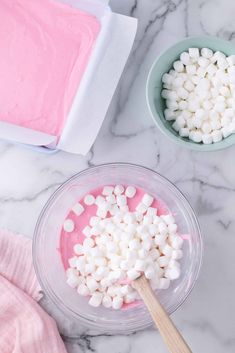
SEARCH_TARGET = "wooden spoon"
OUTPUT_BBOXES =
[132,275,192,353]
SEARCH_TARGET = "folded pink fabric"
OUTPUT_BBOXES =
[0,229,68,353]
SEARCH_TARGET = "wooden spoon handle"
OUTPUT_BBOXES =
[133,276,192,353]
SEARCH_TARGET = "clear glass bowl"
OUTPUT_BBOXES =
[33,163,203,334]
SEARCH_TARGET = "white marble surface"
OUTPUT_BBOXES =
[1,0,235,352]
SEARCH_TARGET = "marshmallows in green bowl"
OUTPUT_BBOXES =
[146,36,235,151]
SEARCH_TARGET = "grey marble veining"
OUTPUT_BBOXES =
[0,0,235,352]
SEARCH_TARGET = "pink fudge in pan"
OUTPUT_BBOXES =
[0,0,100,136]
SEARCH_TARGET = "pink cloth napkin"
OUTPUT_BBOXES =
[0,230,68,353]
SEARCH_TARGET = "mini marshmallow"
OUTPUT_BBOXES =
[202,134,213,144]
[210,119,221,130]
[106,241,118,253]
[214,101,225,113]
[114,185,125,195]
[138,248,148,259]
[119,259,132,271]
[153,216,162,225]
[217,58,228,70]
[207,63,217,76]
[96,205,108,219]
[158,222,168,235]
[143,239,154,251]
[191,74,200,85]
[84,194,95,206]
[129,239,141,251]
[158,256,170,268]
[106,194,116,205]
[66,273,81,288]
[63,219,75,233]
[221,127,231,139]
[82,226,92,238]
[84,263,96,275]
[162,244,173,257]
[188,47,199,59]
[95,195,106,206]
[180,51,191,65]
[120,284,132,296]
[86,277,99,292]
[89,292,103,307]
[224,108,234,118]
[83,237,95,249]
[201,47,213,59]
[177,87,189,100]
[73,244,84,256]
[201,122,212,134]
[161,214,175,225]
[221,116,231,127]
[124,292,138,304]
[127,269,140,281]
[161,89,171,99]
[77,283,90,296]
[171,235,183,250]
[212,130,223,143]
[136,203,148,214]
[68,257,78,269]
[165,267,181,280]
[172,249,183,260]
[148,224,158,236]
[150,248,160,260]
[227,55,235,66]
[112,296,124,310]
[125,186,137,198]
[166,99,178,111]
[102,186,114,195]
[173,60,184,72]
[178,100,188,110]
[211,51,226,63]
[186,64,197,75]
[164,108,176,121]
[116,195,127,207]
[162,73,174,85]
[198,57,210,68]
[135,259,147,272]
[190,130,202,143]
[72,203,84,216]
[109,204,120,216]
[143,215,153,226]
[188,99,200,112]
[173,76,184,87]
[120,205,129,213]
[142,193,154,207]
[102,295,112,308]
[202,100,213,111]
[179,127,189,137]
[75,256,86,272]
[90,225,103,236]
[184,80,195,92]
[168,90,178,101]
[154,234,167,246]
[172,121,180,132]
[144,265,156,279]
[89,216,101,227]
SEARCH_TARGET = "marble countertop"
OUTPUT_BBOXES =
[1,0,235,352]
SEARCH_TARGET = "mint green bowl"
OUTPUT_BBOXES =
[146,36,235,151]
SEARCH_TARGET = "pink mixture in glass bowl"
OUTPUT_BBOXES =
[33,163,203,334]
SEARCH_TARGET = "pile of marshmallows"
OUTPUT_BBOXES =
[64,185,183,310]
[162,47,235,144]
